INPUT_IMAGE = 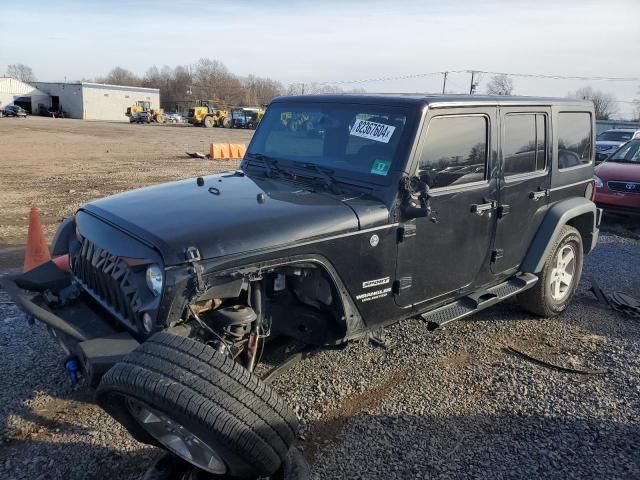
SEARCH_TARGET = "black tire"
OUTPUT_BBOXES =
[222,117,232,128]
[517,225,583,317]
[96,332,298,479]
[203,116,214,128]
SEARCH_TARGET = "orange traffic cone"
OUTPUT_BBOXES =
[24,207,51,272]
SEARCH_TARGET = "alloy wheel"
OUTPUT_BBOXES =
[127,398,227,475]
[549,244,576,301]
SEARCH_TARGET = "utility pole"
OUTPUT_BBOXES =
[442,71,448,94]
[468,71,475,95]
[301,83,305,95]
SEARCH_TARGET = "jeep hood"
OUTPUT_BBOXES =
[81,173,388,265]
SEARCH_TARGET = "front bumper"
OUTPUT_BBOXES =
[0,262,139,387]
[595,190,640,216]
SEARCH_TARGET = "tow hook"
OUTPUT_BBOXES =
[65,358,79,385]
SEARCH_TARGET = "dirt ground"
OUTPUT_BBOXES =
[0,116,250,270]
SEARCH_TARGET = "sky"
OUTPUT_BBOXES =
[1,0,639,118]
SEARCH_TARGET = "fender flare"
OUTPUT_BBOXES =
[520,197,599,273]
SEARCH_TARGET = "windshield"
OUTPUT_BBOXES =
[608,139,640,163]
[246,102,417,185]
[597,130,634,142]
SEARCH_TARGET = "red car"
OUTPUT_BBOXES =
[594,139,640,215]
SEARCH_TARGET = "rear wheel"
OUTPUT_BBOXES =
[518,225,583,317]
[222,117,232,128]
[96,332,298,479]
[203,116,214,128]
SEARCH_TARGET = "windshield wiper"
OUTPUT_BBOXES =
[292,161,342,194]
[246,153,292,179]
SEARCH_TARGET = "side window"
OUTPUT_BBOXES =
[558,112,592,169]
[503,113,547,176]
[419,115,488,189]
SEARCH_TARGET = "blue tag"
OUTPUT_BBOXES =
[370,159,391,176]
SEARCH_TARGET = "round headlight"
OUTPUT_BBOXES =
[594,175,603,189]
[145,264,163,296]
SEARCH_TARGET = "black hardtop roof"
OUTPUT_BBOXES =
[271,93,593,108]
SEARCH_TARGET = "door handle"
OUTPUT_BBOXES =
[529,189,549,201]
[470,201,495,215]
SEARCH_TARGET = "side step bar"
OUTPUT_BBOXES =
[421,273,538,330]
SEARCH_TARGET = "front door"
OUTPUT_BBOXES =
[491,107,551,274]
[395,107,499,308]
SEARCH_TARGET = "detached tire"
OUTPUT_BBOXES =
[96,332,298,479]
[517,225,583,317]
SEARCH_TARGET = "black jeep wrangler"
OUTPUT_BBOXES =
[1,94,601,478]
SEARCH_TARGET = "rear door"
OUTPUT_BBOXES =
[491,107,551,274]
[395,107,499,308]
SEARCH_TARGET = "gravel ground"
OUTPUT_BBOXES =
[1,232,639,479]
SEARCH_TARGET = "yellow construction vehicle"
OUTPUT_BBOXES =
[188,100,231,128]
[126,101,166,123]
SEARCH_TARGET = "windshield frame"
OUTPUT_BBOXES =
[243,101,421,187]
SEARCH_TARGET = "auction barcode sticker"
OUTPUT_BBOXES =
[350,119,396,143]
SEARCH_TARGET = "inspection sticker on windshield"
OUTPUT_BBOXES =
[370,159,391,176]
[350,119,396,143]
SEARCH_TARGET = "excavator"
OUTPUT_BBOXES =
[188,100,231,128]
[126,101,166,123]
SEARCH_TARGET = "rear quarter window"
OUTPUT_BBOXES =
[557,112,592,169]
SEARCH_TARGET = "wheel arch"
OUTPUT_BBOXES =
[204,254,366,343]
[520,197,598,273]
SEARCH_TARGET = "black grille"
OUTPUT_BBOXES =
[608,181,640,194]
[72,239,141,329]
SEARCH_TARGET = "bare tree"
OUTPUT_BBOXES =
[286,82,367,95]
[7,63,36,83]
[97,67,142,86]
[570,86,617,120]
[190,58,244,105]
[486,74,514,96]
[242,75,283,105]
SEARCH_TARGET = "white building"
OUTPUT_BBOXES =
[32,82,161,121]
[0,77,50,114]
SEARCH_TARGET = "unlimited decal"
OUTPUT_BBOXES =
[356,287,392,303]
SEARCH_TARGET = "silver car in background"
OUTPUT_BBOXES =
[596,128,638,161]
[165,112,183,124]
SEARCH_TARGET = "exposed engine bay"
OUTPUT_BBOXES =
[180,265,343,372]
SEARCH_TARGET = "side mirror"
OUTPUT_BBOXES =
[401,176,431,220]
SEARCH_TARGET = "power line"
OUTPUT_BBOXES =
[312,69,640,86]
[474,70,640,82]
[316,71,445,86]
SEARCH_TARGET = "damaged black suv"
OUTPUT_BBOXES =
[2,94,601,478]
